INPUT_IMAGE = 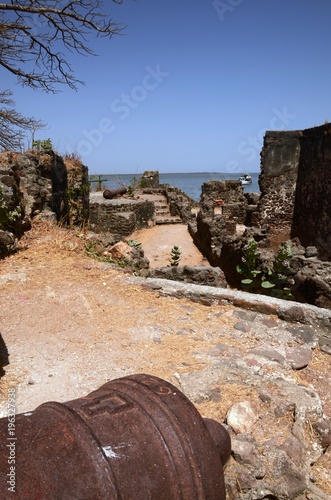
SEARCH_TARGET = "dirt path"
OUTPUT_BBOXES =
[0,221,225,414]
[131,224,208,267]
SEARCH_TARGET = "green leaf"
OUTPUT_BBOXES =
[241,278,253,285]
[261,281,276,288]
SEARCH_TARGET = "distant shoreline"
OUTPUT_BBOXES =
[89,171,260,201]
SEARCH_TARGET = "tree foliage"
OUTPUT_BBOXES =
[0,0,123,150]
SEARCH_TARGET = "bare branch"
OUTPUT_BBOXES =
[0,90,45,150]
[0,0,124,92]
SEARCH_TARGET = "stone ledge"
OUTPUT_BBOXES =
[127,275,331,350]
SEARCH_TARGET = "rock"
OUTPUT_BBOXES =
[280,436,304,466]
[319,334,331,355]
[286,324,317,346]
[234,321,251,333]
[227,401,259,434]
[147,265,226,287]
[286,346,312,369]
[0,230,17,256]
[312,418,331,449]
[232,437,266,478]
[109,241,133,260]
[260,446,308,498]
[250,348,285,365]
[305,246,318,258]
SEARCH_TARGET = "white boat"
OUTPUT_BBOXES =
[239,173,252,185]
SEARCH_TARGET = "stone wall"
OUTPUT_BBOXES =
[252,125,331,258]
[252,130,301,247]
[188,180,247,268]
[0,150,67,220]
[0,150,89,256]
[291,124,331,260]
[200,180,248,223]
[65,155,89,226]
[89,192,155,236]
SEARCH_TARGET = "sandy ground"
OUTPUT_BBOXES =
[0,220,221,415]
[131,224,209,267]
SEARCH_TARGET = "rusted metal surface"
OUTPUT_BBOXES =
[103,187,127,199]
[0,374,230,499]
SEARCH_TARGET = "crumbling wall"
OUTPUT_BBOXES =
[140,170,159,188]
[252,130,301,247]
[188,180,246,267]
[291,124,331,260]
[65,155,89,226]
[89,193,155,236]
[0,150,89,256]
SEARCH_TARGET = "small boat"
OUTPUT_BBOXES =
[239,173,252,185]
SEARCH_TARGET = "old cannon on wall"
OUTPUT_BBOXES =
[103,187,128,199]
[0,374,231,499]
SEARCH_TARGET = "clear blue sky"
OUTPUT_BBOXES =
[2,0,331,175]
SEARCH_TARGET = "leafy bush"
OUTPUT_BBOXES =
[32,138,53,152]
[237,237,294,299]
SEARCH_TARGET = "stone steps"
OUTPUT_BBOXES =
[155,217,183,225]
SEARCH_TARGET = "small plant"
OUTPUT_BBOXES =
[261,242,294,299]
[236,237,294,299]
[0,185,21,230]
[32,138,53,153]
[127,184,135,198]
[170,245,181,267]
[236,237,261,290]
[127,239,142,248]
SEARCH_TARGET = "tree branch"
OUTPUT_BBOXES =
[0,0,124,92]
[0,90,45,150]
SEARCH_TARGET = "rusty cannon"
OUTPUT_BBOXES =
[103,187,127,199]
[0,374,231,499]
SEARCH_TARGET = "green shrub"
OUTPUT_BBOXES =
[32,138,53,152]
[237,238,294,299]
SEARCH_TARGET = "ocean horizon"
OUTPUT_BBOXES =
[89,171,260,202]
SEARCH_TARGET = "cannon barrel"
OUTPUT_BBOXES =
[103,187,127,199]
[0,374,231,499]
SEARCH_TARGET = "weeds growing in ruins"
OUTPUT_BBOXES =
[0,185,21,231]
[237,237,294,300]
[84,240,127,269]
[170,245,181,267]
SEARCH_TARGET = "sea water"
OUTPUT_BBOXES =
[89,172,260,202]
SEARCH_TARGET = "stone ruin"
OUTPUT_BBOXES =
[0,150,88,256]
[189,124,331,309]
[1,123,331,308]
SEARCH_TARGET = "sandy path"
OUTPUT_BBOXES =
[131,224,208,267]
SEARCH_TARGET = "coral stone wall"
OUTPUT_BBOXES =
[65,156,89,225]
[291,124,331,260]
[254,125,331,258]
[252,130,301,246]
[89,193,155,236]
